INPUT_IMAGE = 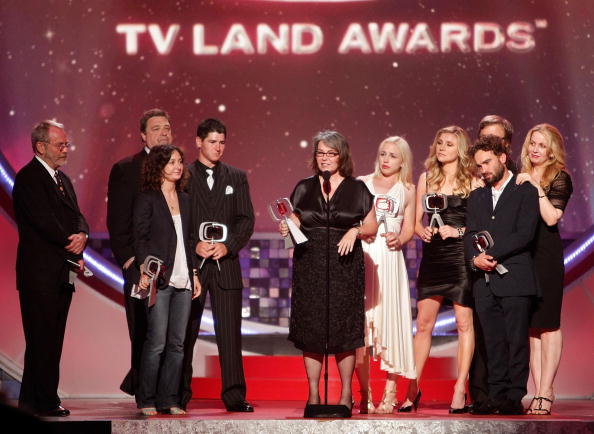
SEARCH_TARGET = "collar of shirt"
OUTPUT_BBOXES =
[196,160,219,176]
[491,170,513,207]
[144,146,150,154]
[35,155,58,183]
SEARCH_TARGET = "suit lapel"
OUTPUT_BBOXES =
[157,191,175,229]
[210,163,228,213]
[493,174,517,214]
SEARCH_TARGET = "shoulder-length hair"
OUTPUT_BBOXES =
[308,130,354,177]
[141,144,188,192]
[520,123,567,191]
[425,125,473,198]
[373,136,413,185]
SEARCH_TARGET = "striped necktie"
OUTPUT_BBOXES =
[206,168,214,190]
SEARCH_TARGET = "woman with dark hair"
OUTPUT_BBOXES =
[516,124,573,415]
[279,130,377,413]
[134,145,201,416]
[401,126,480,413]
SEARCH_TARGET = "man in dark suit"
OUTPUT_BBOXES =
[465,135,539,415]
[107,108,172,395]
[181,118,255,412]
[469,114,517,410]
[13,120,89,416]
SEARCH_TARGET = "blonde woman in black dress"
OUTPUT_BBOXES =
[516,124,573,415]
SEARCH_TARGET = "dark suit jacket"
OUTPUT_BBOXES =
[133,190,196,290]
[188,161,254,289]
[107,149,146,268]
[12,157,88,292]
[464,175,539,298]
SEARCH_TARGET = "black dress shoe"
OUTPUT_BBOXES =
[470,401,495,415]
[38,406,70,417]
[226,400,254,412]
[498,399,524,415]
[449,393,470,414]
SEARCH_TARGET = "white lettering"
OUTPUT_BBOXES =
[368,22,409,53]
[406,23,438,53]
[441,22,471,53]
[147,24,180,55]
[474,22,505,53]
[338,23,371,54]
[193,24,219,55]
[257,24,290,54]
[221,24,255,55]
[116,24,146,55]
[292,23,323,54]
[506,22,535,52]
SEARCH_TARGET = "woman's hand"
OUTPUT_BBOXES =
[279,220,289,238]
[337,227,359,256]
[420,226,435,243]
[516,172,539,188]
[438,224,459,240]
[192,275,202,299]
[381,231,401,251]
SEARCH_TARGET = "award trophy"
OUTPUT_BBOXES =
[199,222,228,271]
[268,197,307,249]
[422,193,448,228]
[67,259,94,277]
[130,255,166,307]
[375,195,399,233]
[472,230,509,282]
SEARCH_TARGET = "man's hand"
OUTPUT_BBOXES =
[196,241,214,258]
[123,257,135,270]
[474,252,497,272]
[65,232,87,255]
[211,243,228,261]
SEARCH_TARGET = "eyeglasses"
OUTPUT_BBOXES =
[315,151,339,158]
[44,141,71,150]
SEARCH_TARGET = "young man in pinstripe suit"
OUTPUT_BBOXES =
[180,118,255,412]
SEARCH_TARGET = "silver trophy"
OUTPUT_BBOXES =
[67,259,94,277]
[472,230,509,283]
[268,197,307,249]
[131,255,165,307]
[375,195,399,233]
[422,193,448,228]
[199,222,228,271]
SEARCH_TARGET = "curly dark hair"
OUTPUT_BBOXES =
[141,144,188,192]
[469,134,508,159]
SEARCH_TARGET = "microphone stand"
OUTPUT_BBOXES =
[304,171,351,418]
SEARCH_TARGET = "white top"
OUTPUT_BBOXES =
[491,170,514,208]
[169,214,191,290]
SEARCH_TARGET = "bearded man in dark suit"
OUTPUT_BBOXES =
[107,108,172,395]
[180,118,255,412]
[13,120,89,416]
[465,135,539,415]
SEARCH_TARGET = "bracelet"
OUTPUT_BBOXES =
[470,256,478,272]
[538,194,546,198]
[457,227,464,238]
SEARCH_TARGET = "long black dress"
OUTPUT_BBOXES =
[416,194,472,307]
[530,171,573,329]
[288,176,374,354]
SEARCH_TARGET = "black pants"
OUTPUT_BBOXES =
[18,287,72,413]
[180,264,246,408]
[474,292,532,403]
[120,266,147,396]
[469,310,489,404]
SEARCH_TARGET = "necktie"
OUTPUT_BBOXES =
[206,168,214,190]
[54,171,66,197]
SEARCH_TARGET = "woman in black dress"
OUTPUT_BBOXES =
[516,124,572,415]
[279,130,377,411]
[401,126,479,413]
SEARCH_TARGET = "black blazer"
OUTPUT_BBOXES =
[12,158,88,292]
[188,161,254,289]
[464,175,540,298]
[133,190,195,290]
[107,149,147,268]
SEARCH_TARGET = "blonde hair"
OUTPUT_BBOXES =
[373,136,413,185]
[520,123,567,191]
[425,125,473,197]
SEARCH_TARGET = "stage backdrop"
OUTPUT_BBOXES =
[0,0,592,234]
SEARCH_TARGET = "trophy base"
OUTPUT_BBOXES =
[303,404,351,418]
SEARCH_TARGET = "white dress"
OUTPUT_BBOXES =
[358,177,416,378]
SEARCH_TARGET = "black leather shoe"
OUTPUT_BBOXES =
[38,406,70,417]
[498,399,524,415]
[226,400,254,412]
[470,401,495,415]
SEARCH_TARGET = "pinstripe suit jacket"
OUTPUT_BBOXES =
[188,161,254,289]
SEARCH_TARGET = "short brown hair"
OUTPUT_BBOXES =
[140,108,170,134]
[478,114,514,144]
[308,130,354,177]
[469,134,508,158]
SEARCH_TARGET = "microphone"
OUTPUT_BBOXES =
[322,170,331,195]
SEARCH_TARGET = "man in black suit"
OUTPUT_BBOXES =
[181,118,255,412]
[13,120,89,416]
[465,135,539,415]
[469,114,517,410]
[107,108,172,395]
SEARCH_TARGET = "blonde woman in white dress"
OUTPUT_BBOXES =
[355,136,417,414]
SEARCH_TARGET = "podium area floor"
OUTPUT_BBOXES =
[8,398,594,434]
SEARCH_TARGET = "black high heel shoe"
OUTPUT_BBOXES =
[398,390,421,413]
[448,393,470,414]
